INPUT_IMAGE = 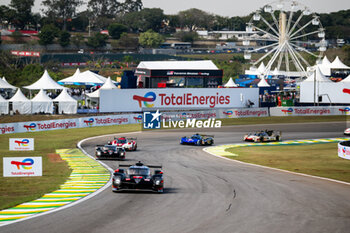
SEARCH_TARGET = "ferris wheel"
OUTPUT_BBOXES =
[243,0,326,78]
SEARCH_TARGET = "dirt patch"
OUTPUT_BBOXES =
[47,153,64,163]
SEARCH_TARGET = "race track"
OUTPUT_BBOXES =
[2,122,350,233]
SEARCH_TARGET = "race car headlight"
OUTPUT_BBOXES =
[114,177,121,184]
[155,179,161,185]
[121,152,125,156]
[97,151,101,155]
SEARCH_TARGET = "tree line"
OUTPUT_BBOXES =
[0,0,349,47]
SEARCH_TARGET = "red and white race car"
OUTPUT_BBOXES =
[108,137,137,151]
[344,128,350,136]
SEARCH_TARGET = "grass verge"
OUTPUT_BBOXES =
[0,124,141,210]
[226,143,350,183]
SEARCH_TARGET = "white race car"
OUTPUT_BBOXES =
[344,128,350,136]
[109,137,137,151]
[244,130,282,142]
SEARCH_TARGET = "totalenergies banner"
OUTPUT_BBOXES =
[99,88,259,112]
[0,115,133,135]
[270,106,350,116]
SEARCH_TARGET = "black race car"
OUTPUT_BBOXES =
[112,161,164,193]
[95,144,126,160]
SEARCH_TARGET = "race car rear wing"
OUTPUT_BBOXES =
[119,162,162,169]
[113,137,137,140]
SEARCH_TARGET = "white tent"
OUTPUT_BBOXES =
[257,62,266,74]
[24,70,66,90]
[86,77,118,99]
[224,78,238,87]
[57,68,81,85]
[321,56,331,66]
[0,77,17,89]
[330,56,350,70]
[54,89,77,114]
[9,89,31,114]
[303,66,332,82]
[257,77,270,87]
[0,94,9,115]
[31,89,53,114]
[341,74,350,83]
[58,70,114,86]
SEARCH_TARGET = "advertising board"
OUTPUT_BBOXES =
[9,138,34,151]
[3,157,42,177]
[270,106,350,116]
[338,142,350,160]
[99,88,259,112]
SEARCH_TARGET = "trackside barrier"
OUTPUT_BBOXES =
[270,106,350,116]
[338,141,350,160]
[0,106,348,135]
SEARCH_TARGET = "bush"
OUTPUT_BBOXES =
[108,23,128,40]
[86,33,108,48]
[59,31,71,47]
[39,24,60,45]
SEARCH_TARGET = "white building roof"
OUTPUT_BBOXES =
[137,60,219,70]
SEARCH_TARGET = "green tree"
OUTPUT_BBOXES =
[88,0,121,29]
[42,0,83,30]
[71,34,84,47]
[59,31,71,47]
[86,33,108,48]
[108,23,128,39]
[10,0,34,29]
[123,8,165,32]
[178,8,214,31]
[38,24,59,45]
[0,5,17,29]
[139,30,164,48]
[121,0,142,13]
[113,32,139,49]
[174,31,198,43]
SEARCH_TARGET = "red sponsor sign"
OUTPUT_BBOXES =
[11,51,40,57]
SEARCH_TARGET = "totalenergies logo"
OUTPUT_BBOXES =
[339,107,350,114]
[24,123,36,131]
[11,158,34,170]
[281,108,293,115]
[133,92,156,108]
[14,139,29,146]
[84,118,94,126]
[343,88,350,95]
[133,115,142,123]
[223,111,233,118]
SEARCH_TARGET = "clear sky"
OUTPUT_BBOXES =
[0,0,349,17]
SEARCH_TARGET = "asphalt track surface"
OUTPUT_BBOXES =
[2,122,350,233]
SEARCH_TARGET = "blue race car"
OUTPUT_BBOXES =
[180,133,214,146]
